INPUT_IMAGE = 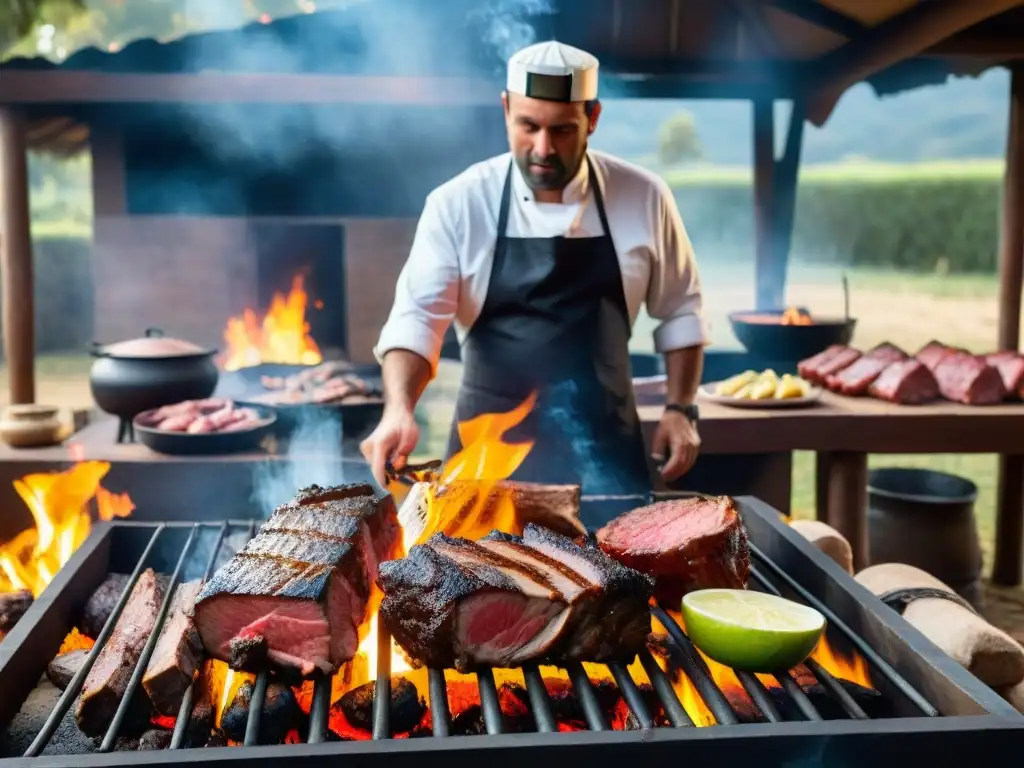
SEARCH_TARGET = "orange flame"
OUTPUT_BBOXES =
[0,461,134,597]
[221,274,323,372]
[780,306,812,326]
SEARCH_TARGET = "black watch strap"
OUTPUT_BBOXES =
[665,403,699,423]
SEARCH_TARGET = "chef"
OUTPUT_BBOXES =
[362,40,708,505]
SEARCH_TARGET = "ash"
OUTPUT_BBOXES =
[1,677,94,757]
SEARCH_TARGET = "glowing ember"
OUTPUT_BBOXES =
[221,274,323,371]
[0,461,133,597]
[780,306,813,326]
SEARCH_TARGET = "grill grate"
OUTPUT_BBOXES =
[10,517,947,758]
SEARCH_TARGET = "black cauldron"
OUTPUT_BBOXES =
[88,328,220,421]
[728,309,856,362]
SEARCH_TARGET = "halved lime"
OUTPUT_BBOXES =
[681,589,826,672]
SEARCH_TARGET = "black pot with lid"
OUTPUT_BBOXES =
[89,328,221,442]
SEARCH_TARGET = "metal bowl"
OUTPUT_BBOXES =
[728,310,856,361]
[133,406,277,456]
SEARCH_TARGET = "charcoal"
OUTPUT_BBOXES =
[138,729,172,750]
[112,736,139,751]
[46,650,90,690]
[336,677,426,734]
[205,728,228,748]
[183,699,215,749]
[79,574,129,637]
[228,634,268,671]
[221,681,298,744]
[725,680,890,722]
[0,589,33,633]
[450,705,487,736]
[0,677,94,757]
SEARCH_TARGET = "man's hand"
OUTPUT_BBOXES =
[651,408,701,482]
[360,406,421,488]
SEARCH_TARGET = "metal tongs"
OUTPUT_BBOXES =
[384,458,443,487]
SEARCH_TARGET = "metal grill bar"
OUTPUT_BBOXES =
[735,672,782,723]
[637,650,693,727]
[805,659,868,719]
[522,666,557,733]
[651,605,739,725]
[24,525,167,757]
[476,668,505,735]
[428,669,452,736]
[243,673,270,746]
[608,661,653,729]
[565,661,609,731]
[774,670,824,721]
[170,522,230,750]
[749,546,938,717]
[99,525,202,752]
[307,676,333,743]
[372,619,391,740]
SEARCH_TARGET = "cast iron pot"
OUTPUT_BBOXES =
[728,309,856,362]
[89,328,221,420]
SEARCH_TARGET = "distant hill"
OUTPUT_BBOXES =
[592,67,1010,166]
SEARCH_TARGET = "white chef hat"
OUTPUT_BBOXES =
[506,41,599,103]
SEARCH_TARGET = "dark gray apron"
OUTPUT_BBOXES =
[447,156,652,528]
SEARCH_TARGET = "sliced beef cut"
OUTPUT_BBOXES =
[596,496,750,606]
[826,343,908,395]
[142,580,204,716]
[815,347,862,383]
[914,341,969,372]
[75,568,165,737]
[869,359,939,405]
[377,531,652,671]
[933,352,1006,405]
[985,351,1024,399]
[193,484,400,678]
[797,345,848,384]
[519,524,653,659]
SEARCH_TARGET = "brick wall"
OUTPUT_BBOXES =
[91,216,416,362]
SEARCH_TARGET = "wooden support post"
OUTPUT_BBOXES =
[993,64,1024,588]
[824,451,869,572]
[771,100,806,310]
[0,107,35,405]
[752,97,776,310]
[815,451,833,525]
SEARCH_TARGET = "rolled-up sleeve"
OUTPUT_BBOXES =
[374,191,460,376]
[647,180,710,352]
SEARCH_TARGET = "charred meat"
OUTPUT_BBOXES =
[377,524,652,671]
[596,495,750,605]
[193,484,400,677]
[142,580,205,716]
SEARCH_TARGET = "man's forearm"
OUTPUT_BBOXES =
[381,349,433,413]
[663,345,703,406]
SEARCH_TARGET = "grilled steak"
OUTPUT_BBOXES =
[869,359,939,404]
[826,343,907,395]
[596,496,750,605]
[142,580,204,716]
[377,527,652,671]
[933,352,1006,405]
[797,345,848,383]
[193,484,400,677]
[985,351,1024,399]
[75,569,165,737]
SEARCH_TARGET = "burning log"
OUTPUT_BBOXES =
[221,680,300,745]
[0,589,33,634]
[79,574,129,638]
[46,649,89,690]
[336,677,426,734]
[399,480,586,545]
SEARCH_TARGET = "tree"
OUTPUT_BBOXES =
[658,110,703,167]
[0,0,84,53]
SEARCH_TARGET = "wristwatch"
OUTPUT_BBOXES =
[665,403,699,424]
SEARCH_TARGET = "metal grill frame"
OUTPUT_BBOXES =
[0,497,1021,768]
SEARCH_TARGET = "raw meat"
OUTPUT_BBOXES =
[915,341,968,372]
[193,484,400,677]
[75,569,166,737]
[595,495,750,605]
[869,359,940,405]
[376,525,653,671]
[985,351,1024,399]
[140,399,264,434]
[815,347,862,382]
[826,343,908,395]
[797,345,848,383]
[142,580,205,716]
[933,352,1006,405]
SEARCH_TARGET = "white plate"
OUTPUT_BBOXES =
[698,381,824,408]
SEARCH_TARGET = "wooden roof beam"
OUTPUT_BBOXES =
[805,0,1024,126]
[763,0,863,37]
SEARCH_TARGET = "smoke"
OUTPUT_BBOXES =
[472,0,554,64]
[249,409,348,518]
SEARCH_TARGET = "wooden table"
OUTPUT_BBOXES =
[638,392,1024,583]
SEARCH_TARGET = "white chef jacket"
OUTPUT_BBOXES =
[374,149,709,375]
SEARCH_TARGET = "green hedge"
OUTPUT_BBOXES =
[668,163,1004,274]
